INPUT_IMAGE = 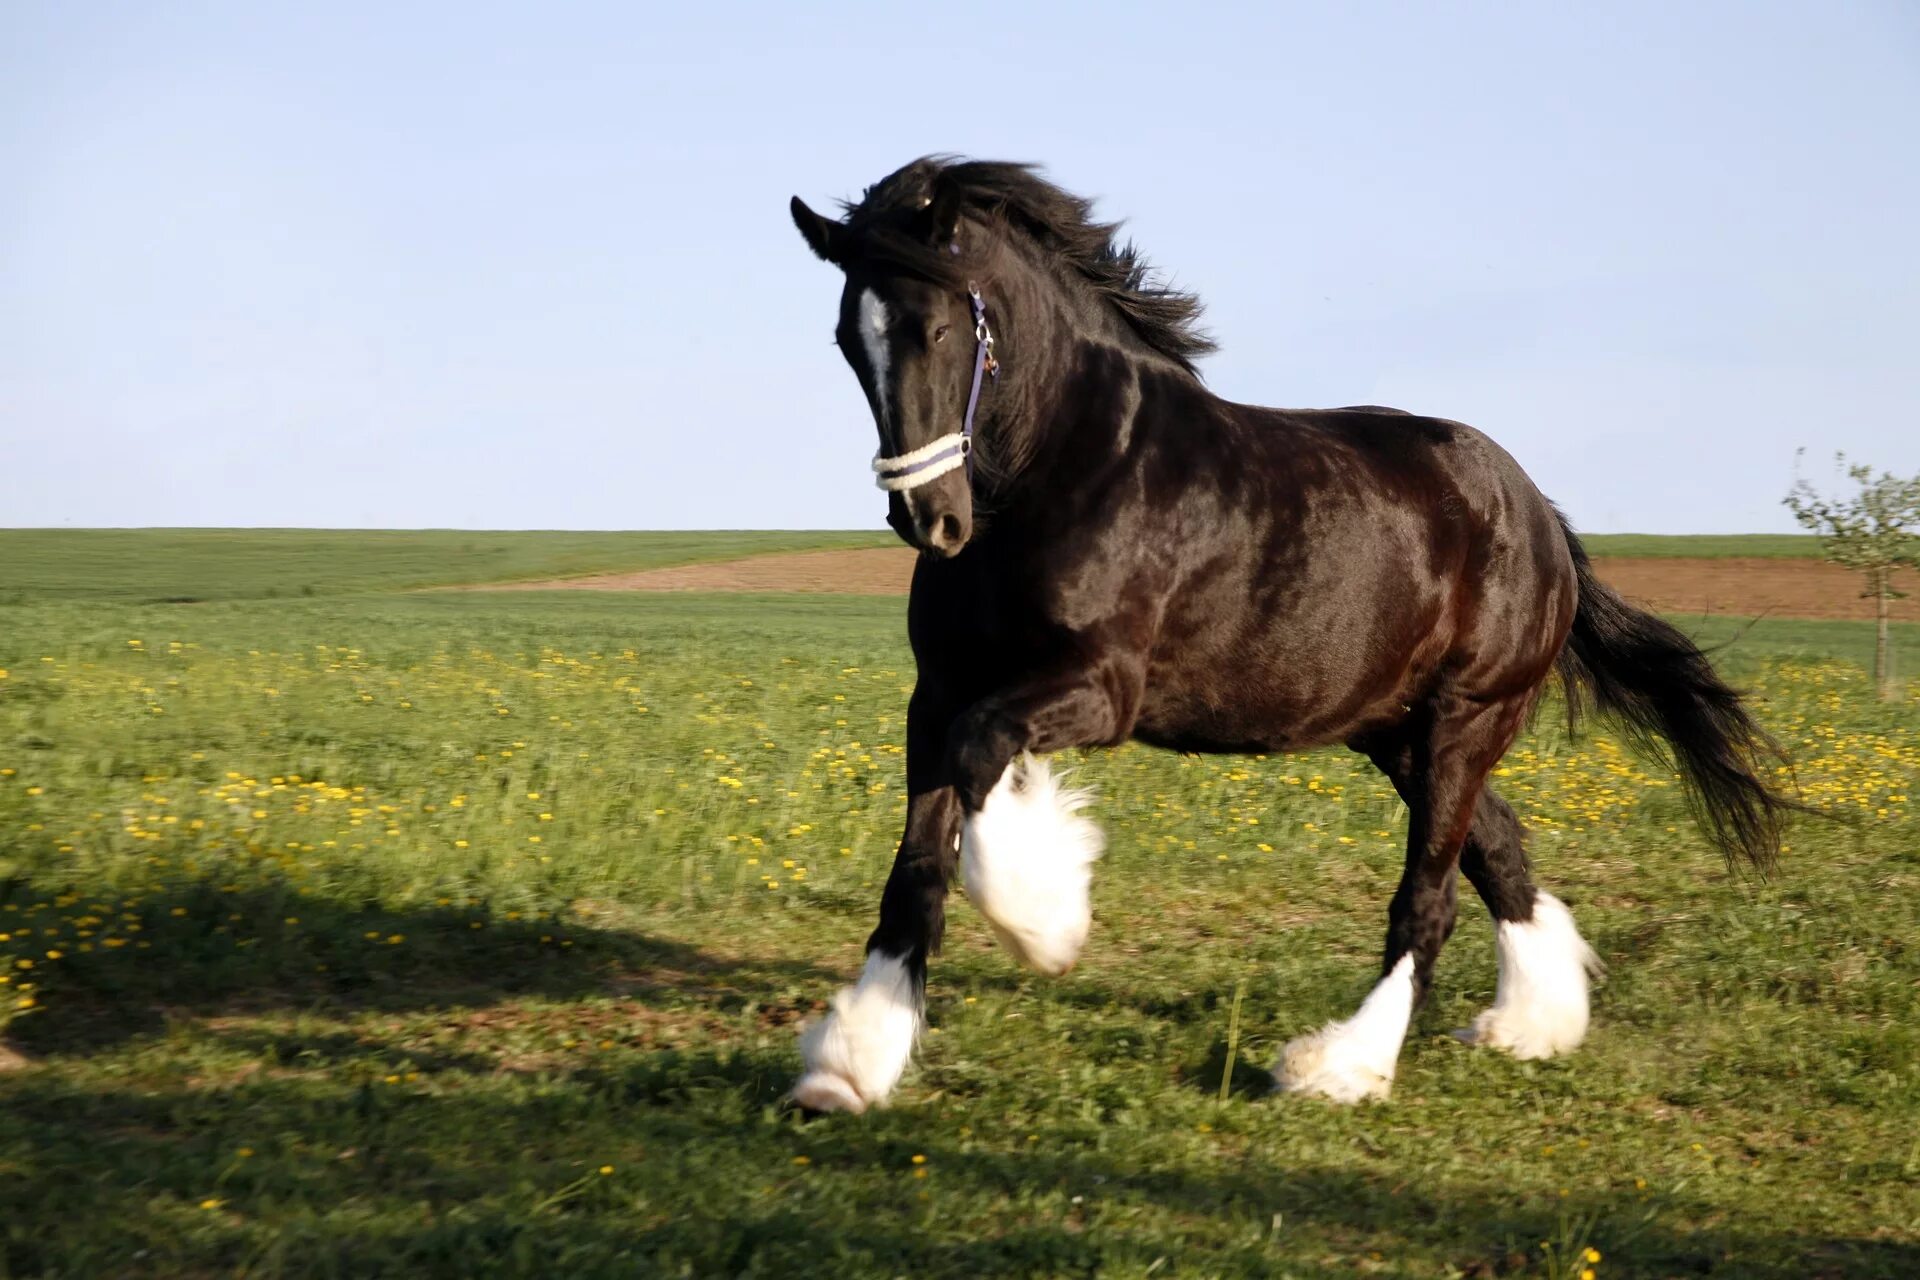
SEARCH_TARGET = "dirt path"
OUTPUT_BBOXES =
[476,547,917,595]
[480,548,1916,623]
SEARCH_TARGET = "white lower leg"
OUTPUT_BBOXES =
[1275,955,1417,1103]
[792,951,919,1113]
[1459,891,1602,1059]
[960,753,1104,977]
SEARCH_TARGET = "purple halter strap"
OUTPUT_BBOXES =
[959,282,999,477]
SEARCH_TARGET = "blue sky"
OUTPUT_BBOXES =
[3,1,1916,532]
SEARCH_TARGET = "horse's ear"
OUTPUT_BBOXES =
[922,178,964,249]
[790,196,846,266]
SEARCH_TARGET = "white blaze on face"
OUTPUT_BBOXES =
[857,288,893,431]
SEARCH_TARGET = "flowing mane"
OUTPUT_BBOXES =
[840,157,1217,373]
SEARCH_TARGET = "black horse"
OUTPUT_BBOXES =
[787,158,1789,1111]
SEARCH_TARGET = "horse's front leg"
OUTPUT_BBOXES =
[793,689,960,1114]
[949,656,1142,976]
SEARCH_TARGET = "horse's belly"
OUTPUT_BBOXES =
[1134,615,1446,754]
[1132,679,1374,754]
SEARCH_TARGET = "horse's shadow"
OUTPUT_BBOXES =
[0,876,835,1061]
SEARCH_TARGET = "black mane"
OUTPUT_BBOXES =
[842,157,1217,373]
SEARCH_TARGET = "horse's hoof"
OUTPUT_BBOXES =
[1456,892,1600,1060]
[1454,1008,1583,1060]
[1271,955,1416,1103]
[1273,1027,1395,1104]
[791,1071,868,1114]
[794,951,918,1114]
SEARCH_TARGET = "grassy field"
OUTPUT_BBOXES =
[0,529,895,603]
[1577,535,1820,559]
[1,540,1915,1277]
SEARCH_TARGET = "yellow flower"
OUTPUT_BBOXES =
[598,1165,614,1175]
[911,1154,926,1165]
[1585,1248,1602,1262]
[792,1156,811,1166]
[200,1198,222,1210]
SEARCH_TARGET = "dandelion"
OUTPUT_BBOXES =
[599,1165,614,1175]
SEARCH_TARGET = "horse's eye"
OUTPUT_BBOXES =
[933,324,951,344]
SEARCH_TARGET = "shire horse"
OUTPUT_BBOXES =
[786,158,1789,1111]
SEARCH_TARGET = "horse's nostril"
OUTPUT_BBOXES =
[936,514,963,547]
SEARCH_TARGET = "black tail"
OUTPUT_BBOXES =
[1552,512,1793,873]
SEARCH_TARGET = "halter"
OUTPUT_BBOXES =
[871,282,998,492]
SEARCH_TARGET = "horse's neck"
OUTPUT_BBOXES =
[1004,288,1204,465]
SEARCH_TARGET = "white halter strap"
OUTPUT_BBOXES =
[872,432,970,492]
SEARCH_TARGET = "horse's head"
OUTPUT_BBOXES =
[790,166,990,558]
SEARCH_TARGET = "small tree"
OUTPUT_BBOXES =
[1783,451,1920,701]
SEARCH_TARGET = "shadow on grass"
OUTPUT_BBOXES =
[0,874,835,1060]
[3,1064,1914,1278]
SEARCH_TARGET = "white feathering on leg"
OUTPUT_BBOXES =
[792,951,919,1113]
[1275,955,1417,1103]
[960,753,1104,976]
[1459,891,1602,1059]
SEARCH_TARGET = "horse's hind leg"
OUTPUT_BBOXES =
[1456,788,1602,1059]
[1276,693,1529,1102]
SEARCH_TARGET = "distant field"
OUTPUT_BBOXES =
[0,530,1824,606]
[0,529,896,603]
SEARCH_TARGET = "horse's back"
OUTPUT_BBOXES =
[1130,402,1575,749]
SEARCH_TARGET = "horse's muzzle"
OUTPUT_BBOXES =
[888,501,969,558]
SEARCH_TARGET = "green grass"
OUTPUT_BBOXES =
[1578,534,1821,559]
[0,528,895,603]
[1,587,1916,1277]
